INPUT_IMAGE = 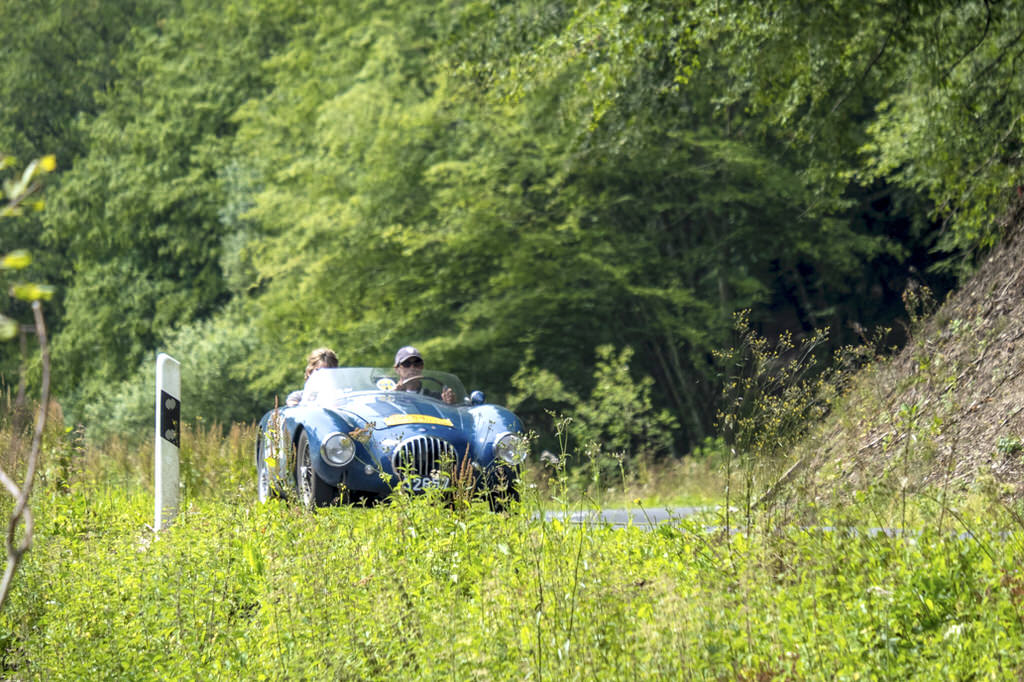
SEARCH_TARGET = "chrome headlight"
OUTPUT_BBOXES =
[321,432,356,467]
[494,432,527,465]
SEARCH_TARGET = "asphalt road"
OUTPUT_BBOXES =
[542,508,993,541]
[539,507,710,528]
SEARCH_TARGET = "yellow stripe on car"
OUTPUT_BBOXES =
[384,414,454,427]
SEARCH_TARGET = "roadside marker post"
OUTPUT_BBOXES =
[155,353,181,531]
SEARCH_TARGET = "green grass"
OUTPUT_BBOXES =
[2,464,1024,680]
[2,408,1024,680]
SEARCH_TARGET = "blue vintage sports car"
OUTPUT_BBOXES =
[256,367,527,508]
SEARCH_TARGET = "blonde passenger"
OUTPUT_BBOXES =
[287,347,339,405]
[304,347,339,379]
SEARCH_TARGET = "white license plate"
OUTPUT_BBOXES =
[404,476,451,492]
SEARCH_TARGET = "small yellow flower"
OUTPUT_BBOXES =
[40,154,57,172]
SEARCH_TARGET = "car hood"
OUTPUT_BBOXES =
[329,391,471,434]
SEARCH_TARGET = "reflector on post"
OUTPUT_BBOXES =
[155,353,180,531]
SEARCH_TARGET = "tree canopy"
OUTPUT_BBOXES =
[2,0,1020,452]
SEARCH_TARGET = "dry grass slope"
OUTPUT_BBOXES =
[786,198,1024,509]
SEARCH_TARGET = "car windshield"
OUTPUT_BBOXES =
[299,367,468,406]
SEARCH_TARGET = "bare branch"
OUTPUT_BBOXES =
[0,469,20,498]
[0,301,49,612]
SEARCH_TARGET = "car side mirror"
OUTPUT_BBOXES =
[469,390,485,405]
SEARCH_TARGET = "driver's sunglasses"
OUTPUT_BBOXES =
[400,358,423,368]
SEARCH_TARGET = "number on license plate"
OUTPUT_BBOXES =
[404,476,451,492]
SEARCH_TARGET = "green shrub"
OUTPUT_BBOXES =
[80,301,266,444]
[509,345,677,492]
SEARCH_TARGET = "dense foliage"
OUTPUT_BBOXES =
[2,0,1021,452]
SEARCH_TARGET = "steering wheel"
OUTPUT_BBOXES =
[394,375,447,392]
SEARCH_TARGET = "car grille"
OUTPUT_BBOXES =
[392,436,459,478]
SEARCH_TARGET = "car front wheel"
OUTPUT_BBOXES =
[257,452,271,503]
[257,436,278,503]
[485,468,521,512]
[296,431,338,509]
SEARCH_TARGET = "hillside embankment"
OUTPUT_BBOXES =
[779,199,1024,508]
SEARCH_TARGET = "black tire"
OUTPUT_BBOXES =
[295,431,338,508]
[486,468,521,512]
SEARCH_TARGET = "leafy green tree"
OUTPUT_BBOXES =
[0,0,171,160]
[693,0,1024,259]
[39,0,309,417]
[423,0,895,440]
[1,0,1004,456]
[0,0,172,348]
[192,0,904,449]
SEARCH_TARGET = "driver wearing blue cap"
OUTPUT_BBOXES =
[393,346,456,404]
